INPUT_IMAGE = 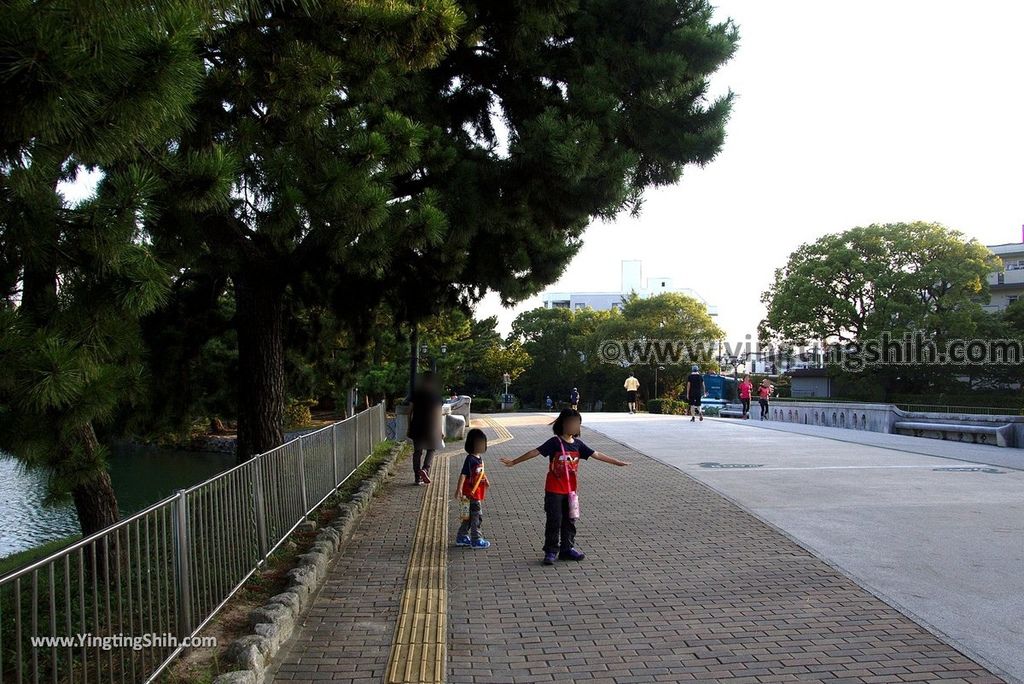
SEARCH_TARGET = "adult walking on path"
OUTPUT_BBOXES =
[758,377,775,420]
[738,374,753,419]
[685,364,705,421]
[623,372,640,413]
[407,371,443,484]
[569,387,580,410]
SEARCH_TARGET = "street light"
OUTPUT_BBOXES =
[654,365,665,398]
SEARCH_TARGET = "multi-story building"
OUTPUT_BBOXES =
[984,238,1024,312]
[541,260,718,316]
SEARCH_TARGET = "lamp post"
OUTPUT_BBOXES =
[420,342,448,379]
[654,365,665,398]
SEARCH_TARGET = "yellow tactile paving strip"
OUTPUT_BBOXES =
[478,415,514,445]
[385,416,515,683]
[385,451,450,683]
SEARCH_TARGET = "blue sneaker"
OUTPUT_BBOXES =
[558,548,585,561]
[470,538,491,549]
[455,535,471,547]
[543,551,557,565]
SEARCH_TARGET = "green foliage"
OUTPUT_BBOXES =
[0,0,208,519]
[283,398,315,429]
[647,398,689,415]
[760,222,998,344]
[511,293,721,408]
[760,223,1005,399]
[471,397,496,413]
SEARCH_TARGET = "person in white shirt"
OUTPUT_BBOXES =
[623,373,640,414]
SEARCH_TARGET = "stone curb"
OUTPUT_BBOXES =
[212,441,407,684]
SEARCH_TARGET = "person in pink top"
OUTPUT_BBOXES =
[758,378,774,420]
[738,375,753,419]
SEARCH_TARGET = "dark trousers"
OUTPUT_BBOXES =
[543,492,577,553]
[412,440,435,481]
[456,499,483,540]
[740,397,751,416]
[759,398,769,419]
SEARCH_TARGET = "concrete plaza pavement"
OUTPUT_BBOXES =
[584,412,1024,683]
[269,411,1010,684]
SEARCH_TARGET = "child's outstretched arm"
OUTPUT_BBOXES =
[592,452,630,466]
[500,448,540,467]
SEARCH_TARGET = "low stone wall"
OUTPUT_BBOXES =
[768,400,1024,448]
[770,401,898,433]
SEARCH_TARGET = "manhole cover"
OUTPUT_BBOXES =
[933,466,1004,474]
[697,462,764,469]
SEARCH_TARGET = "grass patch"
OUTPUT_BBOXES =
[0,535,81,577]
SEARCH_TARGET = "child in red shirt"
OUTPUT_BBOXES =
[501,409,629,565]
[454,428,491,549]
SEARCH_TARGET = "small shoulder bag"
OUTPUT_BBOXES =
[559,439,580,520]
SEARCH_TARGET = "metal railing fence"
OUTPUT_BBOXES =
[0,402,386,684]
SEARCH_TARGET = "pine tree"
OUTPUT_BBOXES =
[384,0,738,328]
[0,0,206,535]
[147,0,465,461]
[150,0,736,462]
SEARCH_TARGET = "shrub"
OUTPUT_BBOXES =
[472,397,496,413]
[647,398,689,415]
[284,398,316,428]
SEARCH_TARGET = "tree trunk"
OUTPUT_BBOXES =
[69,424,121,536]
[234,271,286,462]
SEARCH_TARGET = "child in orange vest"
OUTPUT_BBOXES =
[454,428,491,549]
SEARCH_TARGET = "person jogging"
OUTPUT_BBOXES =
[624,373,640,414]
[738,375,753,419]
[758,378,775,420]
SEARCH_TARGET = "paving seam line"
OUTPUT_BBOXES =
[584,423,1018,684]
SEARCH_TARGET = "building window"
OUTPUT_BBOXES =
[1009,296,1020,304]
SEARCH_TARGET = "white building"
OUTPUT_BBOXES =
[542,260,718,316]
[983,238,1024,312]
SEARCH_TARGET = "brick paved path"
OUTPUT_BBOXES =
[270,416,1004,684]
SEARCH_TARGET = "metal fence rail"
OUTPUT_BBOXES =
[0,402,386,684]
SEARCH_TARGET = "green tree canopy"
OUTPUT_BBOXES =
[0,0,207,534]
[760,222,999,345]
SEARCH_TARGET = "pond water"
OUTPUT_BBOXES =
[0,443,236,560]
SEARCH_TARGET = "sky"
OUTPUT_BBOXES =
[475,0,1024,344]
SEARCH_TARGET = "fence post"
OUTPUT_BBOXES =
[366,406,373,452]
[252,458,269,560]
[171,490,193,638]
[298,437,309,515]
[353,411,361,468]
[331,422,339,487]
